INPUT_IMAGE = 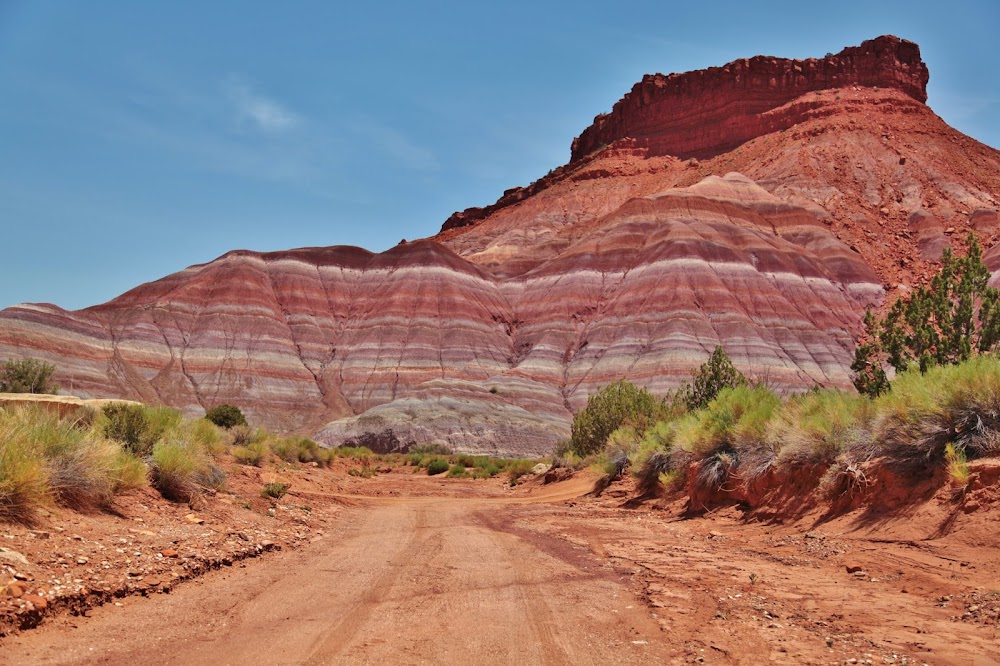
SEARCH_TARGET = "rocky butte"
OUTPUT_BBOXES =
[2,36,999,455]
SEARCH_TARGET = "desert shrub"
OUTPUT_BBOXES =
[233,442,268,466]
[0,417,50,523]
[229,424,253,447]
[189,418,224,455]
[409,443,453,455]
[150,436,207,502]
[505,459,536,485]
[681,346,747,410]
[0,407,152,522]
[672,385,780,487]
[471,463,500,479]
[110,451,148,491]
[404,452,426,467]
[144,406,183,440]
[455,454,477,468]
[22,407,122,510]
[261,482,289,499]
[0,357,58,394]
[853,233,1000,396]
[335,446,375,459]
[446,464,468,478]
[945,443,970,485]
[426,458,449,476]
[635,451,674,497]
[348,464,376,478]
[43,432,118,510]
[591,450,629,496]
[102,403,155,456]
[696,450,738,492]
[570,380,664,456]
[675,386,779,455]
[874,356,1000,471]
[269,437,327,465]
[771,390,873,467]
[270,437,301,463]
[204,404,247,429]
[194,464,227,490]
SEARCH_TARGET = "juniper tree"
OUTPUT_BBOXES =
[852,232,1000,396]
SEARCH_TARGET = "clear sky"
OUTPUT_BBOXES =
[1,0,998,310]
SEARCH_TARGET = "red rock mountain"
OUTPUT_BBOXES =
[2,36,998,455]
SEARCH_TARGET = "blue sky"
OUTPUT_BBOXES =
[1,0,998,310]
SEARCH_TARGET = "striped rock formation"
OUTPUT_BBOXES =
[3,36,999,454]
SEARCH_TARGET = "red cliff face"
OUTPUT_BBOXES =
[570,35,929,162]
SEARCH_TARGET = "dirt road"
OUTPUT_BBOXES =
[1,480,672,665]
[3,473,999,665]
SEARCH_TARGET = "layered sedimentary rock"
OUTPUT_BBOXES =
[439,37,1000,287]
[2,36,998,454]
[570,36,928,162]
[0,176,880,453]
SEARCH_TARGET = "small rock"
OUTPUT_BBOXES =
[880,207,890,216]
[962,501,980,514]
[23,594,48,610]
[183,514,205,525]
[76,557,89,565]
[0,547,29,566]
[845,564,864,574]
[4,581,26,598]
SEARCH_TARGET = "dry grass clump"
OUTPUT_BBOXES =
[270,436,333,466]
[875,356,1000,472]
[150,435,211,502]
[0,406,148,523]
[771,390,874,467]
[233,441,269,467]
[673,385,780,490]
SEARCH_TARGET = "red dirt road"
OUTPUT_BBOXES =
[3,473,999,665]
[1,478,671,665]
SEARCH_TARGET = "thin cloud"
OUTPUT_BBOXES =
[352,118,439,171]
[226,77,300,132]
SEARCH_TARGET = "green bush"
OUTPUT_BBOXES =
[505,459,536,485]
[570,380,664,456]
[426,458,449,475]
[446,463,468,478]
[205,404,247,429]
[0,357,58,394]
[102,403,155,456]
[348,465,376,478]
[150,436,206,502]
[853,233,1000,396]
[261,482,289,499]
[189,418,224,455]
[874,356,1000,469]
[681,346,747,410]
[233,441,269,467]
[771,390,873,467]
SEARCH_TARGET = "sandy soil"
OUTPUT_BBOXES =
[1,471,998,665]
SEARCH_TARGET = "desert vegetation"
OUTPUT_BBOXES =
[566,236,1000,504]
[852,232,1000,396]
[0,357,58,394]
[569,351,1000,503]
[0,400,541,525]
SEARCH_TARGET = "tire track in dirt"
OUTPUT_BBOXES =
[0,490,673,665]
